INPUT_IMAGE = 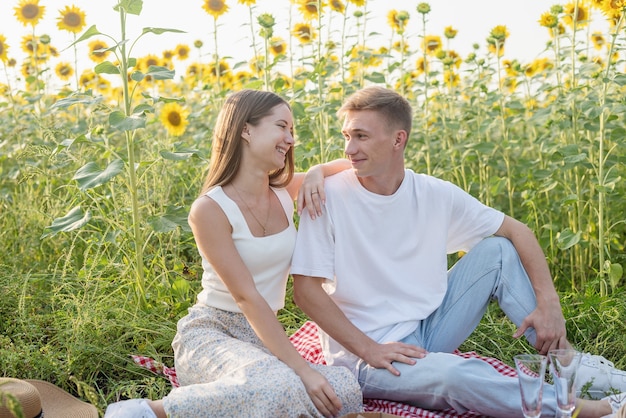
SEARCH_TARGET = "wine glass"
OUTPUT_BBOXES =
[514,354,548,418]
[548,349,582,417]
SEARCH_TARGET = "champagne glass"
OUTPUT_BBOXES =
[514,354,548,418]
[548,349,582,417]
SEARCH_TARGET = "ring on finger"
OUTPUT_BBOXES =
[312,191,319,195]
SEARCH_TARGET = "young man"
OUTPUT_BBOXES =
[291,86,626,418]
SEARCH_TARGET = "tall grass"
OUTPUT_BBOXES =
[1,0,625,413]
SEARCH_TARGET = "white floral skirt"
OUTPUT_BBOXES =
[163,304,363,417]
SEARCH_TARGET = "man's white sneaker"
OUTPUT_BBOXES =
[104,399,157,418]
[576,354,626,399]
[600,392,626,418]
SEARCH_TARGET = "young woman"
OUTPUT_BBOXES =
[104,89,362,418]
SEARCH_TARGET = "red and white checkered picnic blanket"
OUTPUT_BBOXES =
[132,321,516,417]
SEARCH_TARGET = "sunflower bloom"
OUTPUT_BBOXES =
[160,102,189,136]
[0,35,9,63]
[563,2,590,28]
[415,56,428,75]
[14,0,45,27]
[422,35,442,55]
[175,44,190,60]
[538,11,558,28]
[329,0,345,13]
[443,26,458,39]
[591,32,606,50]
[55,62,74,81]
[238,0,256,4]
[202,0,229,19]
[79,69,96,89]
[57,5,87,34]
[599,0,624,27]
[269,37,287,56]
[443,70,460,88]
[88,39,110,63]
[347,0,366,6]
[298,0,323,21]
[21,35,44,56]
[387,10,409,34]
[293,22,316,44]
[138,54,162,73]
[21,61,36,79]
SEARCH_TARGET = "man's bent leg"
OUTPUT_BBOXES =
[419,236,537,353]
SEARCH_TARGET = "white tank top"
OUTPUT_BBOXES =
[195,186,297,313]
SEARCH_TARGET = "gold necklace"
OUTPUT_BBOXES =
[232,185,271,236]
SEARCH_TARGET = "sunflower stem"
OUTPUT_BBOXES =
[118,4,146,305]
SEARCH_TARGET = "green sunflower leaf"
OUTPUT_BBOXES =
[65,25,102,50]
[109,110,146,131]
[41,206,91,238]
[73,159,124,191]
[114,0,143,15]
[94,61,120,75]
[145,65,175,80]
[147,205,190,233]
[51,91,101,110]
[556,228,581,250]
[142,27,186,35]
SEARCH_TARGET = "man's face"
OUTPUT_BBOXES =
[342,109,398,179]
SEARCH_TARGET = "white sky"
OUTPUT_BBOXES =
[0,0,609,80]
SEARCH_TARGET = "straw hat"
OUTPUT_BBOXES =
[0,378,98,418]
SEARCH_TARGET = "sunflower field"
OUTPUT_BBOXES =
[1,0,625,413]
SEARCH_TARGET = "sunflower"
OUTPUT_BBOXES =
[415,56,428,75]
[599,0,624,27]
[298,0,322,21]
[21,35,44,56]
[523,60,540,78]
[591,32,606,50]
[162,49,175,61]
[138,54,162,72]
[14,0,45,27]
[238,0,256,4]
[269,37,287,56]
[21,61,36,79]
[175,44,190,60]
[160,102,189,137]
[292,22,316,44]
[443,70,460,88]
[202,0,229,19]
[57,5,86,33]
[421,35,442,55]
[443,26,458,39]
[563,2,590,28]
[329,0,345,13]
[55,62,74,81]
[185,62,203,78]
[387,10,403,33]
[208,59,230,78]
[489,25,509,42]
[346,0,365,6]
[0,35,9,63]
[502,59,521,77]
[538,11,558,28]
[88,39,110,63]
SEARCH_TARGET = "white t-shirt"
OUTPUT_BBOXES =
[196,186,297,313]
[290,169,504,368]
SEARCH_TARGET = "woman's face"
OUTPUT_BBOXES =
[243,103,294,170]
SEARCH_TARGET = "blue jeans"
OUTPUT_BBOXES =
[356,237,559,417]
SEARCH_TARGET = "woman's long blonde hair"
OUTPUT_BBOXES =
[200,89,295,194]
